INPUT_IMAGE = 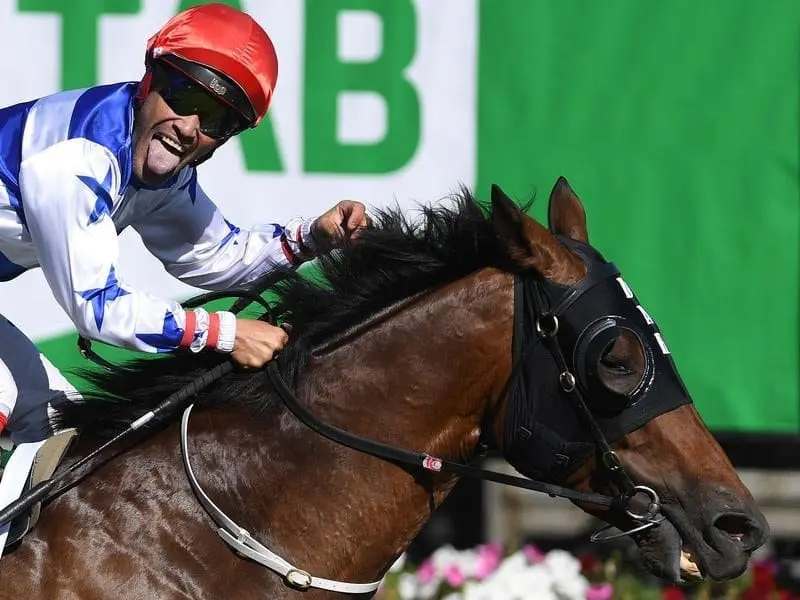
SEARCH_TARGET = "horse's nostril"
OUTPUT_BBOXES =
[714,513,749,536]
[712,512,764,549]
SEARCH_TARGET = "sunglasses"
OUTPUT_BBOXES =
[157,73,246,140]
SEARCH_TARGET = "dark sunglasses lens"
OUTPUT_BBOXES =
[161,76,244,139]
[199,112,243,139]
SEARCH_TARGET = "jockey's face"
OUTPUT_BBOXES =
[132,90,220,185]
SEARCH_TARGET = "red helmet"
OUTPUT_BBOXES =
[137,3,278,128]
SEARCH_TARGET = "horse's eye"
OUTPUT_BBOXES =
[600,354,633,376]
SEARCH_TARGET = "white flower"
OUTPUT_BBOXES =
[462,580,485,600]
[467,553,555,600]
[493,550,529,578]
[390,543,591,600]
[554,575,589,600]
[418,578,442,600]
[543,549,582,578]
[541,549,589,600]
[397,573,421,600]
[511,563,556,599]
[431,545,462,572]
[454,548,479,579]
[464,578,510,600]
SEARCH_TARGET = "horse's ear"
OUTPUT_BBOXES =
[491,183,584,281]
[548,176,589,244]
[490,184,530,261]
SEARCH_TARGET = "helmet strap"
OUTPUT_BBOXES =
[136,68,154,104]
[190,149,216,168]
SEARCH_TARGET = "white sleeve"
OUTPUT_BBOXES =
[18,139,190,353]
[132,168,318,291]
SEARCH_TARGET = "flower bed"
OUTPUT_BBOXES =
[378,543,800,600]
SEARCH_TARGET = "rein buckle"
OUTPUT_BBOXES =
[286,568,313,589]
[601,451,623,471]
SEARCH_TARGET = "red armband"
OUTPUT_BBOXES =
[206,312,221,349]
[280,232,302,266]
[179,311,197,348]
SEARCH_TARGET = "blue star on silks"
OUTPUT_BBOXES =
[178,169,198,204]
[77,265,129,332]
[77,169,114,225]
[220,219,241,248]
[135,310,186,352]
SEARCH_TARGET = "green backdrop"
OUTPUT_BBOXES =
[474,0,799,433]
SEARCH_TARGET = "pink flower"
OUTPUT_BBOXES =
[478,543,503,560]
[417,558,435,584]
[443,564,465,588]
[586,583,614,600]
[474,554,500,580]
[474,543,503,580]
[522,544,545,564]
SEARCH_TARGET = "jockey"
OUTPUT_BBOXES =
[0,4,368,444]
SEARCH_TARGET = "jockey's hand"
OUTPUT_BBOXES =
[311,200,370,252]
[231,319,288,368]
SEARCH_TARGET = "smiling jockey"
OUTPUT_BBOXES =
[0,3,369,446]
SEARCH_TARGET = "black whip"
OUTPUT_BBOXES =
[0,360,232,525]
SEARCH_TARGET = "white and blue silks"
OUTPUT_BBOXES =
[0,82,315,441]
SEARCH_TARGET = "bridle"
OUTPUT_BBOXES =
[501,244,665,542]
[0,239,693,592]
[254,239,681,546]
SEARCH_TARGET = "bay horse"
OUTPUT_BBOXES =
[0,178,767,598]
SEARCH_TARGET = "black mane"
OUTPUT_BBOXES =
[57,189,524,438]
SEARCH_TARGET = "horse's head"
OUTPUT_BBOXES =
[487,178,768,582]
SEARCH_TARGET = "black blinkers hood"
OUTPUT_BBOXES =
[501,237,693,483]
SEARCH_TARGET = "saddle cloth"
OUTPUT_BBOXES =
[0,428,77,557]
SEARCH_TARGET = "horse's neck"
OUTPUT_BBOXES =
[197,269,515,585]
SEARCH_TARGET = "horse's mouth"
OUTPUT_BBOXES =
[681,529,750,580]
[633,505,759,583]
[679,546,704,581]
